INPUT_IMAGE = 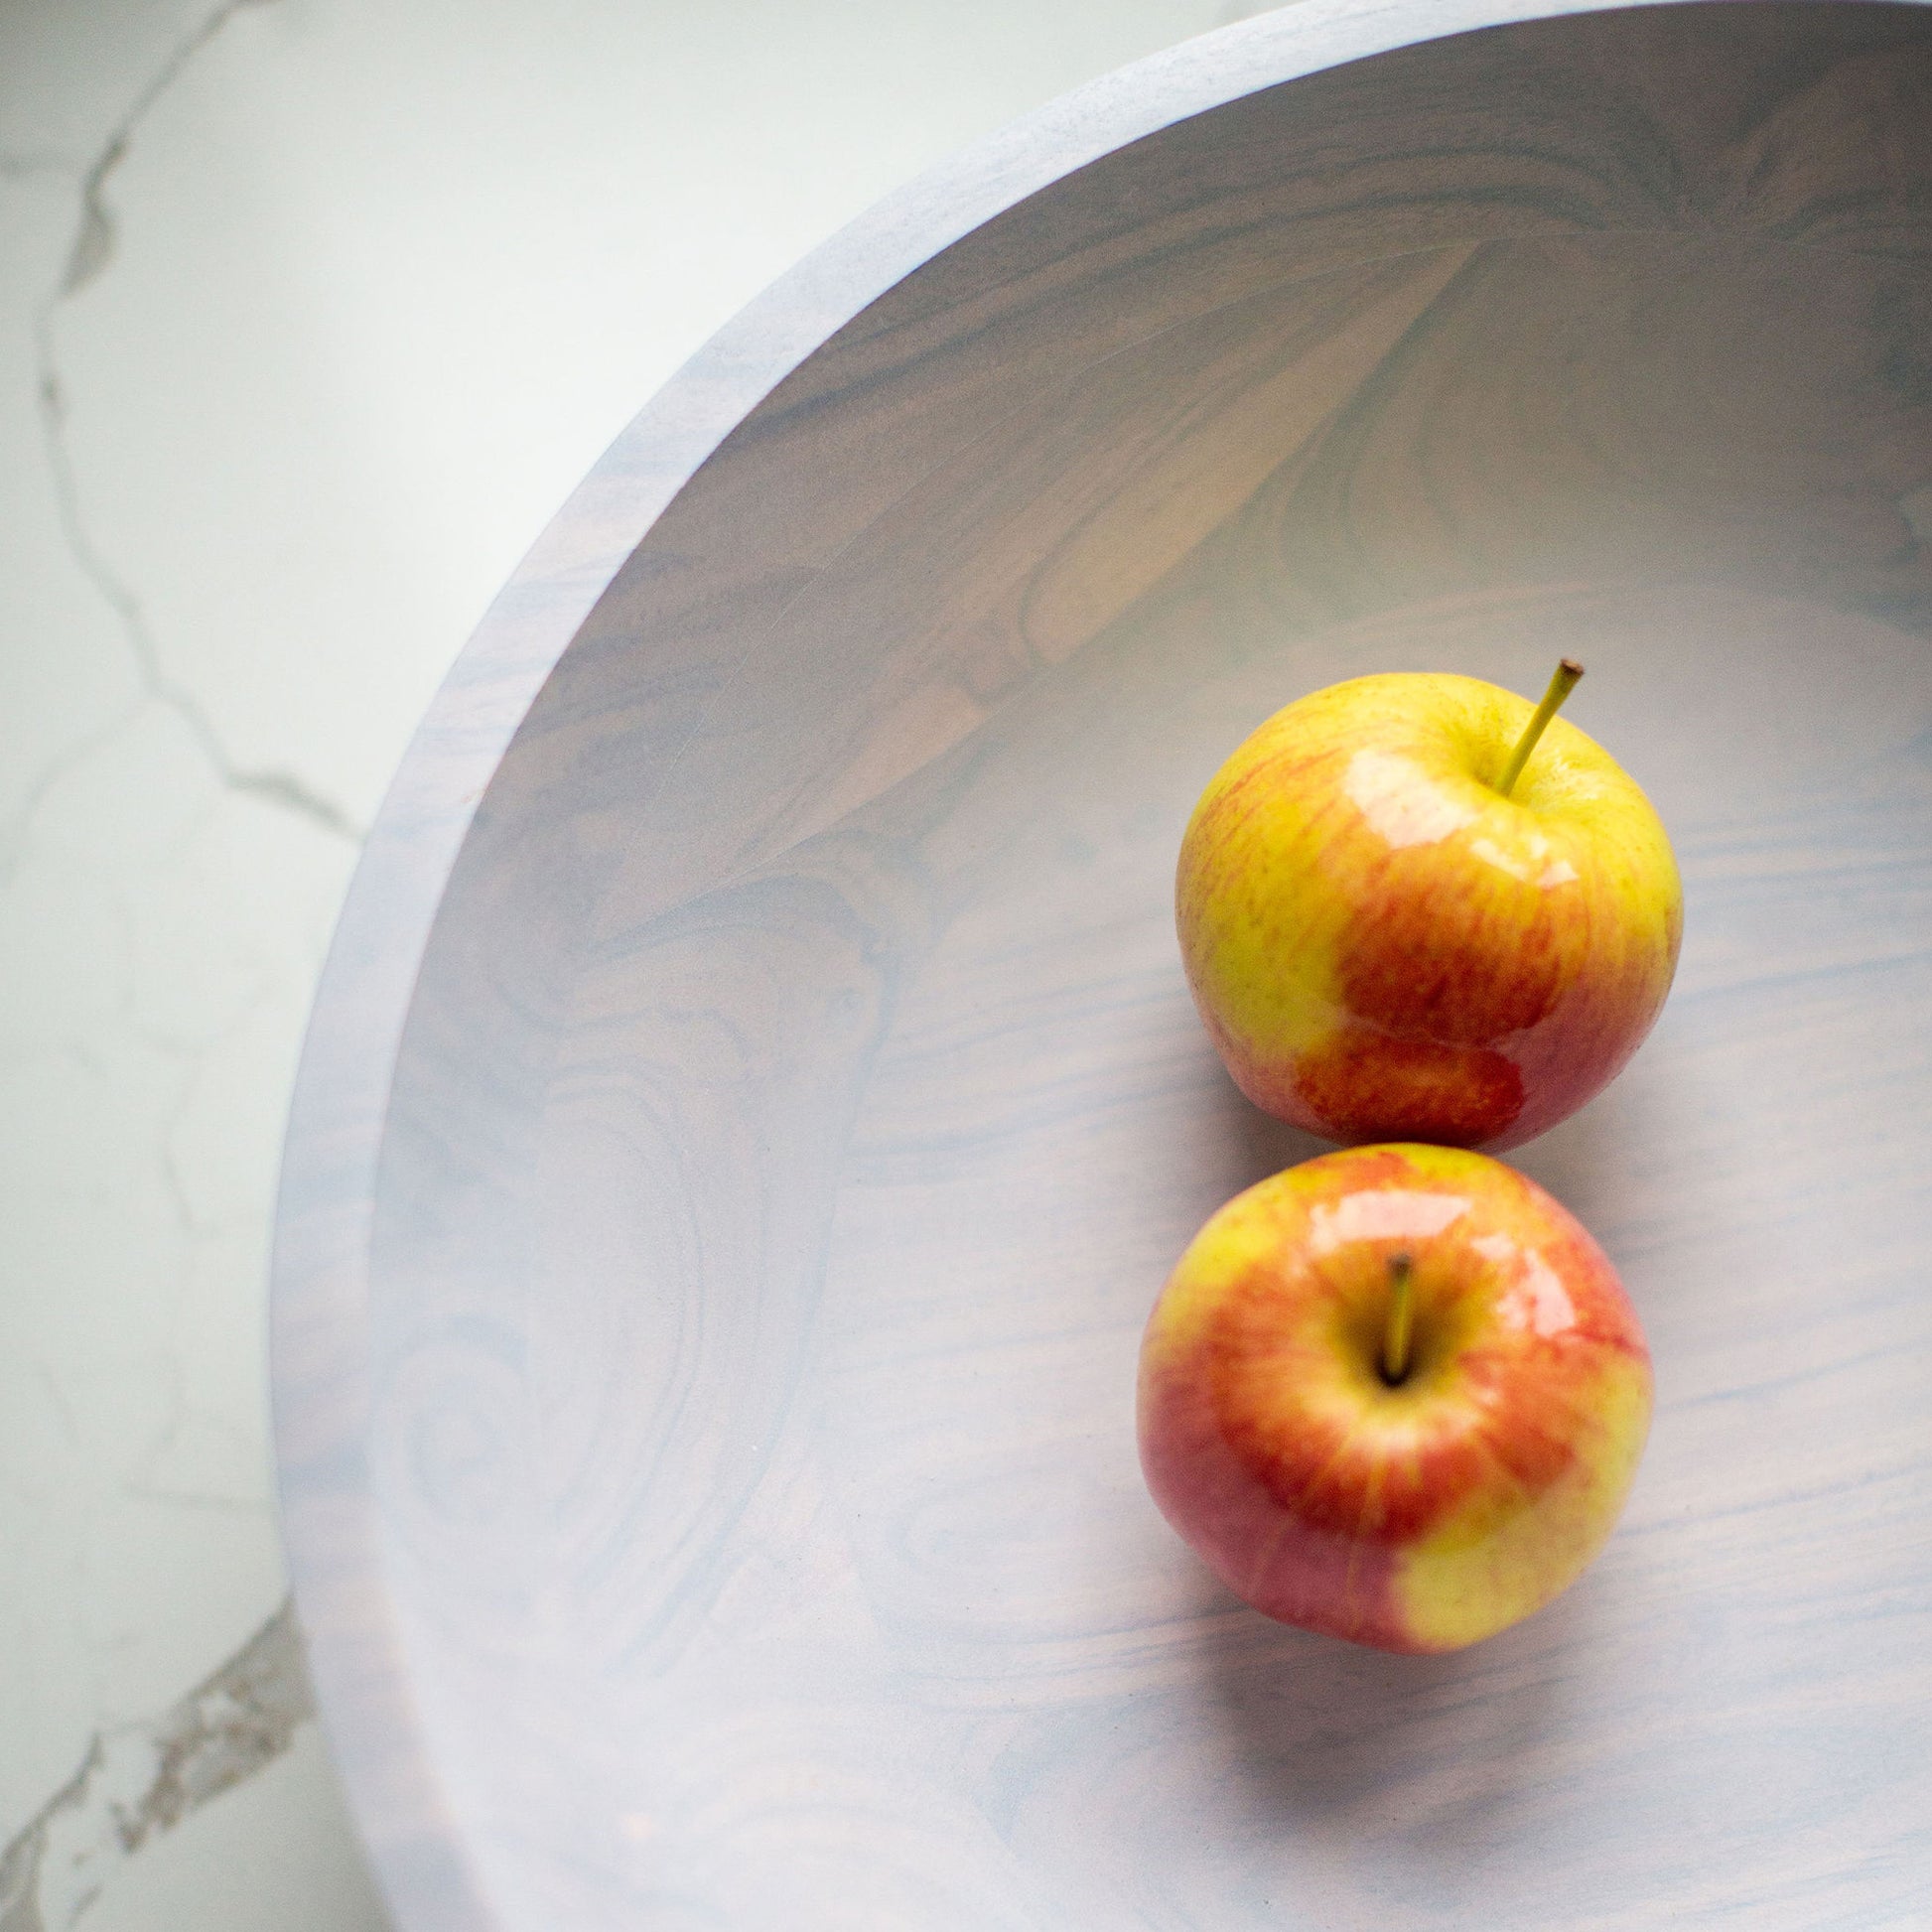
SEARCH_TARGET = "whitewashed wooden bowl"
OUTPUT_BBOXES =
[272,4,1932,1926]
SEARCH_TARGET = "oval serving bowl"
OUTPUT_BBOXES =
[274,4,1932,1927]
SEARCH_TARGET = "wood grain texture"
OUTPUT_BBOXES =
[275,5,1932,1928]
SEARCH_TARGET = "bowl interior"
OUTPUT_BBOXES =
[363,6,1932,1926]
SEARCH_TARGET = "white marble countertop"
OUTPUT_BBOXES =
[0,3,1271,1925]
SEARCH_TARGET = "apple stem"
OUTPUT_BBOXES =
[1381,1252,1416,1387]
[1496,657,1586,798]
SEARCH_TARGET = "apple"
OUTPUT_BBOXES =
[1138,1143,1651,1653]
[1175,663,1681,1151]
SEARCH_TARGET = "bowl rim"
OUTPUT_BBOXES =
[266,2,1898,1925]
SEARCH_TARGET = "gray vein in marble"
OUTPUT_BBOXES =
[61,0,271,300]
[20,0,363,863]
[3,10,352,1924]
[0,1598,313,1932]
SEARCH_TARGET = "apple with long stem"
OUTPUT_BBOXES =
[1138,1143,1652,1653]
[1175,661,1681,1151]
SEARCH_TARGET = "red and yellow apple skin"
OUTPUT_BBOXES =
[1176,673,1682,1152]
[1138,1144,1652,1654]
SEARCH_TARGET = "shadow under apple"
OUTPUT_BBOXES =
[1506,1084,1630,1236]
[1186,1051,1330,1201]
[1190,1571,1592,1902]
[1183,1031,1647,1236]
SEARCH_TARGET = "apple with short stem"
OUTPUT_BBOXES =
[1175,661,1681,1151]
[1138,1143,1652,1653]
